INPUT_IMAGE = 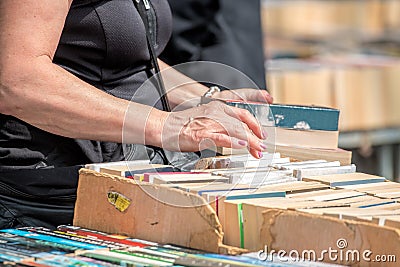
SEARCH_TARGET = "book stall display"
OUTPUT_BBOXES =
[1,1,399,266]
[2,100,399,266]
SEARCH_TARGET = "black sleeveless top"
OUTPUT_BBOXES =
[0,0,172,171]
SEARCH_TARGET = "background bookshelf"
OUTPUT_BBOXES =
[262,0,400,181]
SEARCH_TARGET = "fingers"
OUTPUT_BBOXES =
[223,105,264,140]
[202,102,266,156]
[199,133,244,150]
[243,89,273,104]
[182,114,265,159]
[249,147,263,159]
[211,112,266,158]
[215,88,274,105]
[202,132,263,159]
[259,90,274,104]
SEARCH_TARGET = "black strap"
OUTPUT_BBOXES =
[133,0,171,112]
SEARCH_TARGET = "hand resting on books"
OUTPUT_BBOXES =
[143,100,268,159]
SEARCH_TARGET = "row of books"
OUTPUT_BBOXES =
[198,100,351,163]
[0,226,339,266]
[94,154,355,185]
[220,172,399,250]
[265,34,400,60]
[267,55,400,131]
[89,153,400,260]
[262,0,400,40]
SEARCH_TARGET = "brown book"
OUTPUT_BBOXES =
[216,144,352,166]
[265,126,338,150]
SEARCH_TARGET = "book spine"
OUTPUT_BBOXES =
[0,229,104,251]
[56,226,147,248]
[26,228,120,250]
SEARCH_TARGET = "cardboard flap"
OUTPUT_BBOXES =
[74,169,242,254]
[260,208,400,266]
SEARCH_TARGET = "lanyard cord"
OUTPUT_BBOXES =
[133,0,171,112]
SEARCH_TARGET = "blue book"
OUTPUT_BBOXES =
[202,97,340,131]
[269,104,339,131]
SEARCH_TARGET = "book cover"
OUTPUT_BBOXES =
[202,97,339,131]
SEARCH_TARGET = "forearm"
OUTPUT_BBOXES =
[158,60,273,109]
[0,56,164,145]
[0,0,166,146]
[158,59,209,109]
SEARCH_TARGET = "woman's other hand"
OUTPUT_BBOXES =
[214,88,273,104]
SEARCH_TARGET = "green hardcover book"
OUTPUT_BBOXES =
[201,97,339,131]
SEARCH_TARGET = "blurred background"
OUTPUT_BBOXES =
[262,0,400,181]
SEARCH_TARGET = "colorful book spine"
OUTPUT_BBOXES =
[25,228,122,250]
[56,225,150,248]
[0,229,104,251]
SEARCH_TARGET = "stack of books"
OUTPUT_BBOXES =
[203,100,352,165]
[0,226,339,266]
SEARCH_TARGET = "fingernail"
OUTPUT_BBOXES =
[260,143,267,149]
[262,130,268,139]
[258,151,263,158]
[238,140,247,146]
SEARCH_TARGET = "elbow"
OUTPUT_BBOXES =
[0,73,13,115]
[0,55,55,116]
[0,67,23,115]
[0,55,54,115]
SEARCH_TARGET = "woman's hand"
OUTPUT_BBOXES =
[214,88,274,104]
[146,101,267,159]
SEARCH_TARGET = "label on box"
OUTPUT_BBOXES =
[107,191,131,212]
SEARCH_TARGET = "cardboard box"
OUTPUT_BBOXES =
[74,169,400,266]
[260,208,400,266]
[73,169,245,254]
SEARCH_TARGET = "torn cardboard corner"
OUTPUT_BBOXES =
[260,208,400,267]
[74,169,246,255]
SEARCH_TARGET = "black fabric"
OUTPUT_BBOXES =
[0,194,75,230]
[0,0,172,228]
[0,166,81,229]
[160,0,266,89]
[0,166,82,198]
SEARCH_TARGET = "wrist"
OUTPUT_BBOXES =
[203,86,221,99]
[145,108,168,147]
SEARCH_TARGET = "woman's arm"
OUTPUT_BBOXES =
[158,60,209,109]
[0,0,157,144]
[158,59,273,110]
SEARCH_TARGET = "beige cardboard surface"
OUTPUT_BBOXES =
[372,215,400,229]
[74,169,245,254]
[260,208,400,266]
